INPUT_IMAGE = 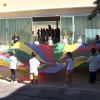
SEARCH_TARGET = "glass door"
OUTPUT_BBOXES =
[60,16,74,44]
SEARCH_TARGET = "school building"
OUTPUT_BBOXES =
[0,0,99,46]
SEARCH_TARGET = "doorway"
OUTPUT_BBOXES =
[32,16,60,44]
[32,16,74,44]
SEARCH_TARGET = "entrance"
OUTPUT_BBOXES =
[32,17,60,44]
[32,16,74,44]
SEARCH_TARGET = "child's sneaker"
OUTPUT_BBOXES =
[11,81,13,83]
[14,81,17,84]
[64,84,69,87]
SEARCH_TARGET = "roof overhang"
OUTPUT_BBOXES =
[0,4,96,13]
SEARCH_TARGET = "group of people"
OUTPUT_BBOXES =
[34,36,53,46]
[9,47,100,86]
[9,50,40,84]
[1,31,100,86]
[37,25,60,43]
[77,34,100,45]
[62,35,82,45]
[64,47,100,87]
[62,34,100,45]
[8,31,100,48]
[34,35,82,46]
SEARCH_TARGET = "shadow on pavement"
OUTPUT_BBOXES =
[1,81,100,100]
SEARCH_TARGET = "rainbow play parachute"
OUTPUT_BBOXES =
[0,42,100,73]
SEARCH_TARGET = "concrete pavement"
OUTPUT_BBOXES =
[0,82,100,100]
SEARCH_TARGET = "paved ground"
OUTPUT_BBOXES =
[1,66,100,100]
[0,81,100,100]
[1,67,100,91]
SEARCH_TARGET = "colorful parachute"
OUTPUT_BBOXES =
[0,42,100,73]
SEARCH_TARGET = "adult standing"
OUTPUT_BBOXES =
[92,35,99,45]
[51,29,54,40]
[37,29,40,39]
[41,28,43,40]
[46,29,49,42]
[12,32,20,45]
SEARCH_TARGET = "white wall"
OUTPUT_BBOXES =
[0,0,94,12]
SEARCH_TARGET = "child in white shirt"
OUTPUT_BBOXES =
[9,49,17,83]
[29,51,40,85]
[34,37,39,45]
[48,36,53,46]
[77,35,82,43]
[87,48,98,85]
[0,43,3,51]
[64,52,74,87]
[63,35,67,44]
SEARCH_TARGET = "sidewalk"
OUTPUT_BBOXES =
[0,81,100,100]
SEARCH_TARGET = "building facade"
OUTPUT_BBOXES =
[0,0,99,45]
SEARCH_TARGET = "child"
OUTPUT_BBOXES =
[77,35,82,43]
[29,51,40,85]
[97,48,100,80]
[63,35,67,44]
[64,52,74,87]
[0,43,3,51]
[87,48,98,85]
[48,36,53,46]
[34,37,39,45]
[9,49,17,83]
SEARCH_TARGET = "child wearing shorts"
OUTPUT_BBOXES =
[97,48,100,80]
[64,52,74,87]
[9,49,17,83]
[87,48,98,85]
[29,51,40,85]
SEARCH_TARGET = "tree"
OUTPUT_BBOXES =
[87,0,100,20]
